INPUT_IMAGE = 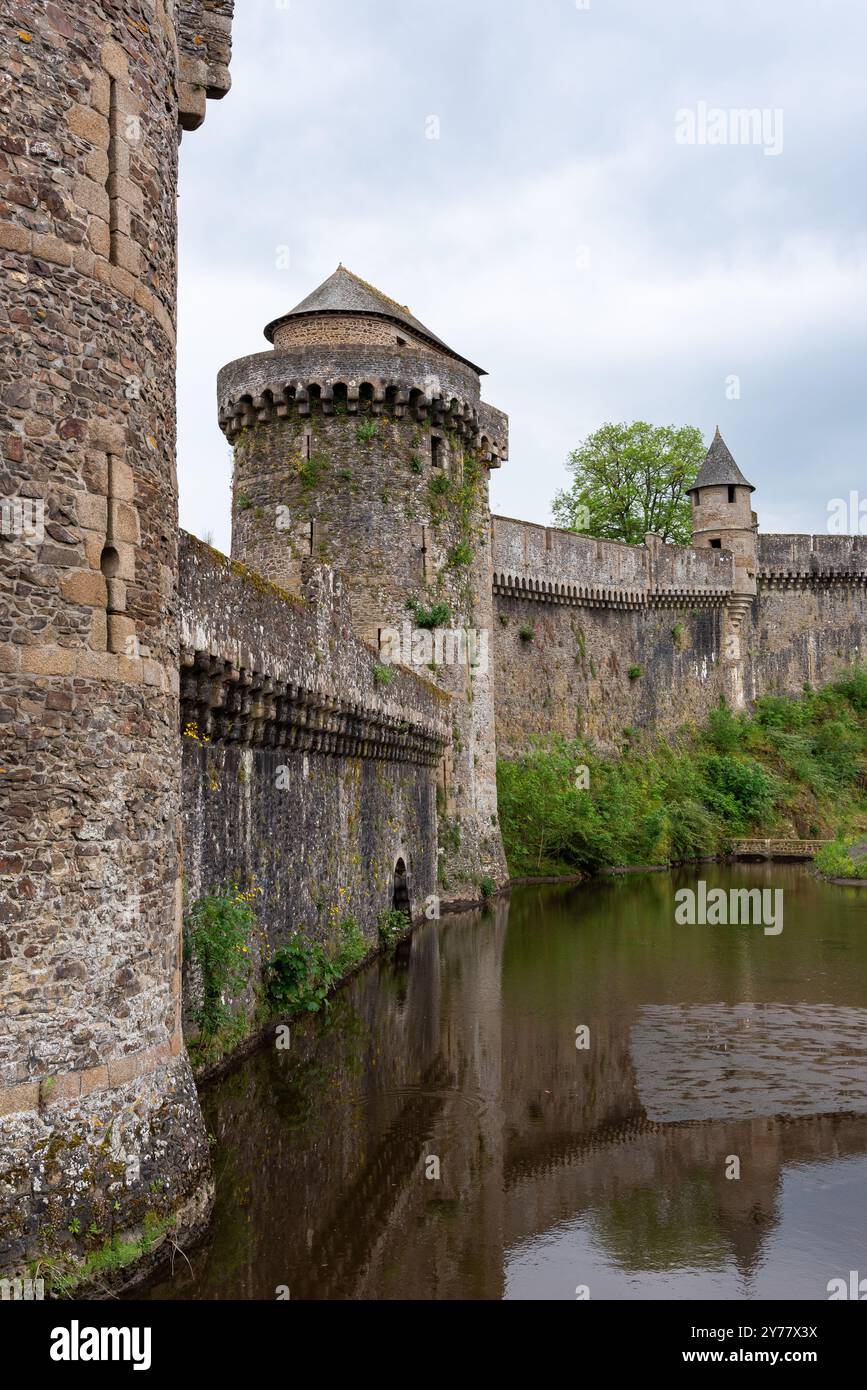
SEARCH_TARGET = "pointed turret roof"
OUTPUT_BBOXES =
[688,427,755,494]
[263,265,486,375]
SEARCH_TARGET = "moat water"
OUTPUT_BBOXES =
[143,864,867,1301]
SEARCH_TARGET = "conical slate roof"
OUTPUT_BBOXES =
[263,265,486,375]
[689,427,755,493]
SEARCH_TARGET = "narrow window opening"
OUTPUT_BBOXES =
[396,336,407,347]
[108,78,122,265]
[431,435,443,469]
[709,538,722,549]
[727,485,736,503]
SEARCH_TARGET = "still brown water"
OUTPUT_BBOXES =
[144,864,867,1300]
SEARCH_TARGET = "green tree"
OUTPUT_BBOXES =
[552,421,705,544]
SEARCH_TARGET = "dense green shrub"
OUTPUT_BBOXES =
[699,754,777,829]
[377,908,409,949]
[831,668,867,712]
[184,883,257,1038]
[266,916,368,1015]
[406,597,451,629]
[815,839,867,880]
[497,669,867,878]
[267,937,336,1014]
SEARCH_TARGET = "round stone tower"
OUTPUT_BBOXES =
[689,427,758,704]
[0,1,232,1285]
[217,266,509,899]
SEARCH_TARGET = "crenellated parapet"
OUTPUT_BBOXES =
[491,516,733,612]
[217,349,509,464]
[757,534,867,590]
[179,533,450,766]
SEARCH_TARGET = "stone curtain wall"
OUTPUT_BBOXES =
[491,517,732,751]
[491,519,867,753]
[0,1,232,1282]
[178,533,448,1029]
[494,596,728,753]
[750,534,867,698]
[492,515,734,604]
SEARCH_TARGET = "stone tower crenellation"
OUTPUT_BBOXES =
[0,0,233,1284]
[218,266,509,898]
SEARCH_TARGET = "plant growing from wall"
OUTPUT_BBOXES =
[628,665,643,681]
[184,882,257,1039]
[427,471,451,527]
[356,420,378,444]
[406,597,451,629]
[378,908,409,949]
[266,915,367,1015]
[299,453,327,490]
[373,664,395,685]
[447,540,473,568]
[266,936,336,1014]
[32,1211,172,1298]
[519,624,535,642]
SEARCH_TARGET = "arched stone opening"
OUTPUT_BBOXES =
[392,856,410,915]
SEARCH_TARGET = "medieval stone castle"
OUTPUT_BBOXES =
[1,1,865,1286]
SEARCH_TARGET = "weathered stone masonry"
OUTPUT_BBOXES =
[178,533,448,1030]
[0,0,233,1281]
[218,267,510,901]
[491,434,867,753]
[491,516,734,752]
[2,0,866,1292]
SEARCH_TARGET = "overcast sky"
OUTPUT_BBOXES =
[176,0,867,554]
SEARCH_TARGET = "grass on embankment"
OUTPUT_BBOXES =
[496,669,867,878]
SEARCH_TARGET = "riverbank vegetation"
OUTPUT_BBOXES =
[497,669,867,877]
[814,837,867,881]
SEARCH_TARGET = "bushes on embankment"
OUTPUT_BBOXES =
[496,669,867,877]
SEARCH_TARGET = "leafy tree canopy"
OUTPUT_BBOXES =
[551,421,705,545]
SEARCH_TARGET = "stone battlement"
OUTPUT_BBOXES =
[757,533,867,587]
[217,348,508,462]
[179,533,450,765]
[491,515,734,611]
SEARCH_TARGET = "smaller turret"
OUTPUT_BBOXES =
[689,427,758,600]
